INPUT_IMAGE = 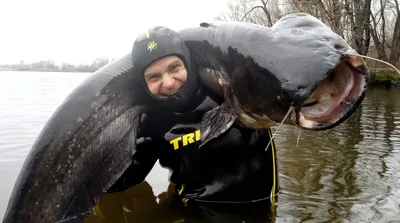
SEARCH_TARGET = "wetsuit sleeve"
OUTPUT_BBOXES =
[106,137,160,193]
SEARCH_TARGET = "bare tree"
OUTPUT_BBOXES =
[215,0,283,26]
[370,0,389,61]
[286,0,345,36]
[217,0,399,66]
[389,0,400,65]
[369,0,400,66]
[240,0,273,26]
[340,0,372,55]
[215,0,251,22]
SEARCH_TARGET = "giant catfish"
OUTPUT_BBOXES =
[3,13,370,223]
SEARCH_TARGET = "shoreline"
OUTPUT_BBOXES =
[1,68,399,87]
[0,69,94,73]
[369,68,400,87]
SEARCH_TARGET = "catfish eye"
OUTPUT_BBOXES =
[334,44,346,50]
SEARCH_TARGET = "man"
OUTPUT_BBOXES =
[97,26,279,222]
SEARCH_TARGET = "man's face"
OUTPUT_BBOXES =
[143,55,187,98]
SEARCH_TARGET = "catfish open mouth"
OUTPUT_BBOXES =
[294,55,368,130]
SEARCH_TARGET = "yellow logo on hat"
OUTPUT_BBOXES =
[147,40,157,52]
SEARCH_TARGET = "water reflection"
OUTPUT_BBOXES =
[274,101,363,222]
[84,182,161,223]
[84,182,275,223]
[348,87,400,222]
[275,86,400,222]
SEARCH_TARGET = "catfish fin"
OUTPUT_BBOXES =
[199,103,236,148]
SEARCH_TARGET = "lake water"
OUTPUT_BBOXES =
[1,71,400,222]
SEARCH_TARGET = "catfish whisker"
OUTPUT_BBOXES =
[122,205,132,223]
[344,53,400,75]
[265,106,295,151]
[296,129,301,147]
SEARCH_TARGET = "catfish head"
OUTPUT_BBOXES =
[268,13,370,131]
[199,13,370,146]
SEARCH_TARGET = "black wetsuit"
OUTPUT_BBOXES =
[108,87,280,205]
[99,25,280,223]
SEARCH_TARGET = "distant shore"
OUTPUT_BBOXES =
[1,67,399,87]
[0,57,111,73]
[0,68,93,73]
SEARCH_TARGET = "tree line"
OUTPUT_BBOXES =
[2,2,398,72]
[0,57,113,72]
[216,0,400,68]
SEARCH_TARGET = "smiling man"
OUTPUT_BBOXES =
[143,55,187,98]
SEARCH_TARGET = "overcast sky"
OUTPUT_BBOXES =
[0,0,230,65]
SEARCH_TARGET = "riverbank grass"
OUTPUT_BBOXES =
[369,68,400,87]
